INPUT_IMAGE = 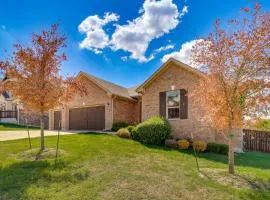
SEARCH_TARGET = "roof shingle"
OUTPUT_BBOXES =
[80,72,140,100]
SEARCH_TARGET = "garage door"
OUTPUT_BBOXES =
[69,106,105,130]
[54,111,61,130]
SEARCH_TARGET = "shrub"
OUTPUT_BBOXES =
[207,143,228,155]
[112,122,129,131]
[127,125,135,135]
[168,134,174,139]
[177,139,190,149]
[193,140,207,152]
[116,128,131,139]
[133,116,171,145]
[165,139,178,149]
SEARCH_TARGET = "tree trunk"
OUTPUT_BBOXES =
[228,131,235,174]
[40,111,45,151]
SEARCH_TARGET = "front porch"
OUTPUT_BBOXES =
[0,110,18,123]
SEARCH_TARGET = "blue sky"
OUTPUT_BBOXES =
[0,0,269,88]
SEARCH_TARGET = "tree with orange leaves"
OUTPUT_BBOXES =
[0,24,86,151]
[192,3,270,174]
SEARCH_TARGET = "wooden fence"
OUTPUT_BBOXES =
[243,129,270,152]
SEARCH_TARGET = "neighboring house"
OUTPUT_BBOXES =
[49,58,243,151]
[0,91,19,123]
[0,79,49,128]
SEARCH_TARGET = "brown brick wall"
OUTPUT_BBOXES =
[141,63,217,142]
[19,110,49,129]
[56,75,113,130]
[113,97,140,125]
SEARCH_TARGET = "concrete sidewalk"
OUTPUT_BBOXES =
[0,130,79,141]
[0,130,116,141]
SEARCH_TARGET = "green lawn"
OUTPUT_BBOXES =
[0,122,39,131]
[0,133,269,200]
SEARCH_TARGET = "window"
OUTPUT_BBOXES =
[166,90,180,119]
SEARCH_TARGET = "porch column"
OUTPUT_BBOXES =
[48,110,53,130]
[61,105,69,131]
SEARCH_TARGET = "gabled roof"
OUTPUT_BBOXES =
[78,71,139,101]
[77,58,202,99]
[128,85,140,97]
[136,58,204,93]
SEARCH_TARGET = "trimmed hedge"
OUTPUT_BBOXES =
[112,122,129,131]
[127,125,136,135]
[207,143,228,155]
[133,116,171,145]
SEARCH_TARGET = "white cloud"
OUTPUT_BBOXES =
[121,56,128,62]
[111,0,188,62]
[78,1,189,62]
[153,44,175,53]
[180,6,188,17]
[78,12,119,54]
[161,39,202,68]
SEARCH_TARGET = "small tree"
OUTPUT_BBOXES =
[192,3,270,174]
[0,24,86,151]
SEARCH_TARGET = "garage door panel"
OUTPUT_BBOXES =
[87,106,105,130]
[69,106,105,130]
[69,108,87,130]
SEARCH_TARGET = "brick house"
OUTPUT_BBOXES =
[49,71,141,131]
[48,58,243,150]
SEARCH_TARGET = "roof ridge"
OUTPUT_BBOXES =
[80,71,140,100]
[84,72,129,90]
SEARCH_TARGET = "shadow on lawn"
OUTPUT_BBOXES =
[193,150,270,170]
[0,160,66,200]
[143,143,270,170]
[74,133,270,170]
[77,132,112,136]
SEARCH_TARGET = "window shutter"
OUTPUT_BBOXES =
[159,92,166,118]
[180,89,188,119]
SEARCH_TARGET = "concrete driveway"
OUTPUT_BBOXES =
[0,130,79,141]
[0,130,115,141]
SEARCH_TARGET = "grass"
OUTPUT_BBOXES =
[0,133,269,200]
[0,122,39,131]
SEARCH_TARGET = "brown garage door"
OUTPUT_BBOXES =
[69,106,105,130]
[54,111,61,130]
